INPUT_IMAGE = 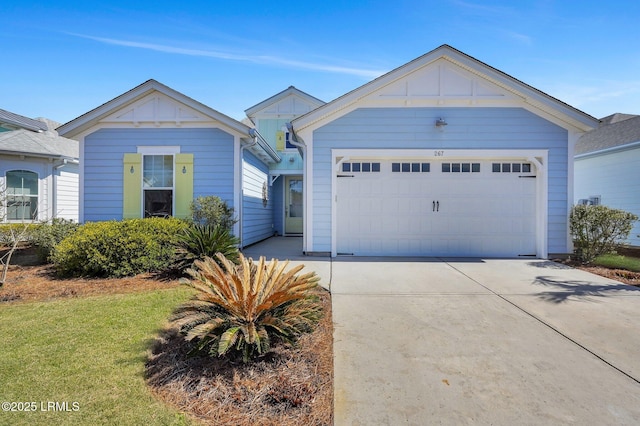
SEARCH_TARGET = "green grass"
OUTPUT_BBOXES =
[0,288,195,426]
[594,253,640,272]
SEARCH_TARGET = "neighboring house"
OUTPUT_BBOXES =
[244,86,325,236]
[57,80,281,247]
[288,44,598,258]
[0,108,79,222]
[574,113,640,247]
[58,44,600,258]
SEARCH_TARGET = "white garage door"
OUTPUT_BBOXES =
[336,159,537,257]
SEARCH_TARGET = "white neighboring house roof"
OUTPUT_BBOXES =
[290,44,599,133]
[56,79,280,164]
[575,114,640,157]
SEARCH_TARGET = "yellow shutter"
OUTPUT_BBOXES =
[123,153,142,219]
[174,153,194,219]
[276,130,285,151]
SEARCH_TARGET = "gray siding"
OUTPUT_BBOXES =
[55,164,79,221]
[575,147,640,246]
[312,107,569,254]
[83,128,235,222]
[242,150,274,246]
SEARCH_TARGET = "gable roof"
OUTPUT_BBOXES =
[576,114,640,156]
[57,79,252,139]
[0,129,78,159]
[245,86,325,118]
[291,44,598,133]
[0,108,49,132]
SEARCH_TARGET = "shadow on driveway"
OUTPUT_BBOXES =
[533,275,640,303]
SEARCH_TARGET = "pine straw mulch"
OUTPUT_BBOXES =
[145,290,333,426]
[1,246,334,425]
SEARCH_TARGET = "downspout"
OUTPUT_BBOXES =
[238,130,259,248]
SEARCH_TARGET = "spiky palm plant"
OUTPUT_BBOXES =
[170,253,322,362]
[173,224,240,272]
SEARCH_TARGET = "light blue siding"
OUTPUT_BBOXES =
[256,118,303,171]
[242,150,274,246]
[272,177,285,235]
[312,107,569,254]
[575,147,640,246]
[83,128,235,222]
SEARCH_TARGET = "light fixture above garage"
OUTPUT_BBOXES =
[435,117,448,127]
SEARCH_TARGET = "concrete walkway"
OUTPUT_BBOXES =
[243,238,640,425]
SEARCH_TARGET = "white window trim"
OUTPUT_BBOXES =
[137,147,179,217]
[4,169,40,222]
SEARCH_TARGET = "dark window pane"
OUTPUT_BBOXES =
[502,163,511,173]
[442,163,451,173]
[352,163,361,172]
[472,163,480,172]
[342,163,351,172]
[145,190,173,218]
[392,163,400,172]
[402,163,410,172]
[362,162,371,172]
[411,163,420,172]
[452,163,461,173]
[462,163,470,173]
[492,163,501,172]
[372,163,381,172]
[512,163,521,172]
[522,163,531,173]
[422,163,430,172]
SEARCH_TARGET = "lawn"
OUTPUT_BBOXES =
[594,253,640,272]
[0,287,195,426]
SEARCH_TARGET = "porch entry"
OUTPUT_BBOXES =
[285,175,303,234]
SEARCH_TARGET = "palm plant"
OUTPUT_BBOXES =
[170,253,322,362]
[173,224,240,272]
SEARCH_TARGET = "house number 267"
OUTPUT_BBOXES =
[434,150,444,156]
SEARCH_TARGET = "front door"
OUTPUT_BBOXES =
[285,176,303,234]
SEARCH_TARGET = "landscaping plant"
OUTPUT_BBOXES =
[51,217,188,277]
[170,253,322,362]
[570,204,638,263]
[173,223,240,271]
[30,218,80,262]
[189,195,237,230]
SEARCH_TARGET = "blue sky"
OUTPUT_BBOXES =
[3,0,639,125]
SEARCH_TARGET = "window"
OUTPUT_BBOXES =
[392,162,430,173]
[492,163,533,173]
[143,155,173,217]
[442,163,480,173]
[5,170,38,220]
[285,130,296,149]
[342,162,381,173]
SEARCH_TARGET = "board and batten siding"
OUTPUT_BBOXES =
[311,107,569,254]
[575,147,640,246]
[83,128,235,222]
[242,150,273,246]
[256,118,303,171]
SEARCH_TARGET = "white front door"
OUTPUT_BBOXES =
[336,160,537,257]
[285,175,303,234]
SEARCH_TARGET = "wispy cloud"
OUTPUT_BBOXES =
[69,33,385,79]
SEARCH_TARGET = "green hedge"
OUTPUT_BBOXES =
[51,218,188,278]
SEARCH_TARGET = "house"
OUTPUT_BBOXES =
[287,44,598,258]
[574,113,640,247]
[0,108,79,222]
[56,79,281,247]
[59,44,599,258]
[244,86,325,236]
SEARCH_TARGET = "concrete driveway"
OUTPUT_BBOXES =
[243,239,640,424]
[331,257,640,425]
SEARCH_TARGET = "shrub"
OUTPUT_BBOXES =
[190,196,237,230]
[570,204,639,263]
[51,218,188,277]
[173,224,240,272]
[0,223,38,246]
[30,218,80,262]
[171,253,322,363]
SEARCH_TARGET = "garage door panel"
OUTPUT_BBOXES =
[337,160,537,257]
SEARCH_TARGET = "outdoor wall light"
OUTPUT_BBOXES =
[130,166,135,174]
[435,118,448,127]
[182,166,187,174]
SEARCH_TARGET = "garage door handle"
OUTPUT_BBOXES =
[433,201,436,212]
[436,201,440,212]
